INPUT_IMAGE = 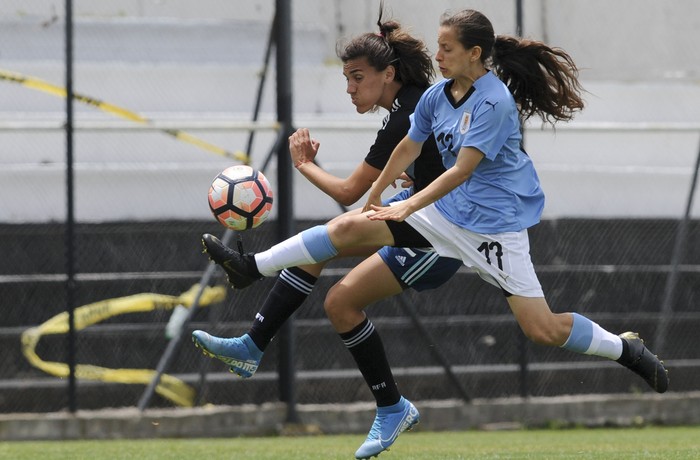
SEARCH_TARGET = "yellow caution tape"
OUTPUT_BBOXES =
[21,283,227,407]
[0,68,249,163]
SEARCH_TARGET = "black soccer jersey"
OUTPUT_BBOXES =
[364,85,445,193]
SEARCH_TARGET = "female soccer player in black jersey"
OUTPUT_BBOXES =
[194,5,460,458]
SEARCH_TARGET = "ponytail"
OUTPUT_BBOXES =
[493,36,585,123]
[441,9,585,123]
[337,1,434,89]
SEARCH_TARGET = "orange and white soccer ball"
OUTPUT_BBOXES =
[207,165,274,231]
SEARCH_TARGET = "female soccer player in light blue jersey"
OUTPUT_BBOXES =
[201,9,668,460]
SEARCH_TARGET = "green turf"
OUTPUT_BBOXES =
[2,427,699,459]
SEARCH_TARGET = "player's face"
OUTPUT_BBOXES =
[435,26,472,79]
[342,57,389,113]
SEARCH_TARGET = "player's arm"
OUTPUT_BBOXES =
[296,159,380,207]
[290,127,380,206]
[369,146,483,222]
[364,135,423,211]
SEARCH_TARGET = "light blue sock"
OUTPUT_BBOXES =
[300,225,339,261]
[254,225,338,276]
[561,313,593,353]
[561,313,622,360]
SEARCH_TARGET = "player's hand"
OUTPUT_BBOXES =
[289,128,320,168]
[362,191,383,214]
[397,172,413,189]
[389,173,413,189]
[367,200,413,222]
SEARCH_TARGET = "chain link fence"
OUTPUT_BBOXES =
[2,1,700,414]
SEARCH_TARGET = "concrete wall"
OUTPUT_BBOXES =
[5,0,700,81]
[1,393,699,440]
[1,1,699,222]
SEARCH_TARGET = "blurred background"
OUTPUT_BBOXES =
[1,0,699,418]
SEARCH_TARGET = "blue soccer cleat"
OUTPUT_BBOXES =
[192,330,263,378]
[355,397,420,459]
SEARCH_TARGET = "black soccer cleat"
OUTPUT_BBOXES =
[617,331,669,393]
[201,233,262,289]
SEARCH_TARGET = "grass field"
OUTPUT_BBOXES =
[2,426,700,459]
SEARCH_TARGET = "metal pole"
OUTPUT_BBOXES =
[515,0,523,37]
[137,262,222,411]
[654,137,700,354]
[274,0,298,424]
[243,12,277,162]
[139,9,279,411]
[64,0,77,414]
[137,230,236,411]
[514,0,530,398]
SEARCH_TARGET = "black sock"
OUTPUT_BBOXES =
[340,317,401,407]
[247,266,317,351]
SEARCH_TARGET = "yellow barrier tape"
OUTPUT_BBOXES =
[21,283,227,407]
[0,68,249,163]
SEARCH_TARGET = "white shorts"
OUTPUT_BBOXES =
[403,203,544,297]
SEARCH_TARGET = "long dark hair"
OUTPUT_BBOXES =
[441,9,585,123]
[337,1,434,89]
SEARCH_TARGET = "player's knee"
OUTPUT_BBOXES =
[323,284,344,320]
[327,215,367,246]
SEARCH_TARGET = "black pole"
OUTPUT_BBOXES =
[654,137,700,354]
[515,0,523,37]
[274,0,298,424]
[64,0,77,414]
[137,265,221,411]
[243,12,277,162]
[515,0,529,399]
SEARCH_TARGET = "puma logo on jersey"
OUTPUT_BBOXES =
[395,255,407,266]
[485,100,499,111]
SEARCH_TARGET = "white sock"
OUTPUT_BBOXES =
[254,225,338,277]
[586,321,623,360]
[254,234,315,277]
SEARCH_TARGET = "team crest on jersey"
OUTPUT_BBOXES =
[459,111,471,134]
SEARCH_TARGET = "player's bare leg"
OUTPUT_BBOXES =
[508,295,668,392]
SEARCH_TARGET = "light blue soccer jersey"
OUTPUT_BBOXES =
[408,71,545,233]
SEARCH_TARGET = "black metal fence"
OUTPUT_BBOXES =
[2,1,700,416]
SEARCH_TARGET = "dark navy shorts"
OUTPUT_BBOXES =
[379,189,462,292]
[378,246,462,291]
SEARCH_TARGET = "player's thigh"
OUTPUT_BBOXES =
[327,253,403,311]
[326,207,362,225]
[328,212,394,248]
[323,208,394,249]
[378,246,462,291]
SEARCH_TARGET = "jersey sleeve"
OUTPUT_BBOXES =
[408,90,434,143]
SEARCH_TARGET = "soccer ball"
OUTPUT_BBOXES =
[207,165,274,231]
